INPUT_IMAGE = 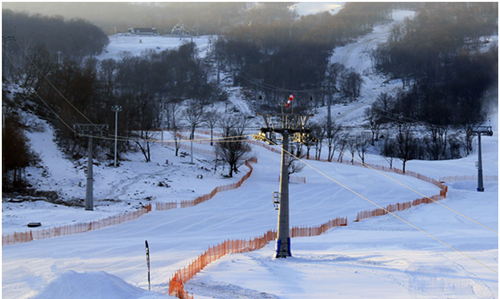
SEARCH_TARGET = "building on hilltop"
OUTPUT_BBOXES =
[171,24,192,36]
[128,28,158,35]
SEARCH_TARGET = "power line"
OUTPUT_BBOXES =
[267,140,498,274]
[14,38,94,125]
[238,69,326,94]
[3,50,76,134]
[372,106,454,130]
[337,149,498,234]
[257,126,496,234]
[86,133,255,145]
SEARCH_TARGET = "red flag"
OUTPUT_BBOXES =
[286,94,295,108]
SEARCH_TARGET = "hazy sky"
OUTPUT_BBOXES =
[3,2,345,17]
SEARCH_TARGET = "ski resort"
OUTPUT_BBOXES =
[2,3,498,299]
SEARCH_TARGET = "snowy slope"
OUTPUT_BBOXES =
[97,35,212,61]
[3,130,497,299]
[319,10,415,125]
[3,8,498,299]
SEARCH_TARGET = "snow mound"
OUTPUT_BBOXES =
[32,270,157,299]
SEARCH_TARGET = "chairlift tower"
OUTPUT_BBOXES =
[253,96,317,258]
[74,124,108,210]
[469,126,493,192]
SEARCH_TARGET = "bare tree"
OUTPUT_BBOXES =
[287,143,305,175]
[395,123,418,173]
[323,120,342,162]
[424,124,448,160]
[310,122,325,160]
[182,99,205,141]
[341,68,363,102]
[215,116,251,177]
[204,109,221,146]
[346,135,357,164]
[461,123,477,156]
[372,92,395,123]
[364,107,382,145]
[336,133,349,163]
[356,132,371,164]
[133,93,159,162]
[166,102,182,156]
[380,131,396,169]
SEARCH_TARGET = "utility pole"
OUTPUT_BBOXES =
[111,105,122,167]
[254,96,316,258]
[74,124,108,210]
[190,130,194,164]
[469,126,493,192]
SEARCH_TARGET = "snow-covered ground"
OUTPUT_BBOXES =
[291,2,344,16]
[3,8,498,299]
[3,124,498,299]
[97,35,213,61]
[320,10,416,124]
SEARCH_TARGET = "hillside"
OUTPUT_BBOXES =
[2,8,498,299]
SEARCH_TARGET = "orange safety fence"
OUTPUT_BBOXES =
[167,142,455,299]
[354,193,446,222]
[169,216,348,299]
[251,140,449,192]
[291,217,347,238]
[4,157,258,247]
[2,204,152,246]
[155,201,178,211]
[158,158,257,210]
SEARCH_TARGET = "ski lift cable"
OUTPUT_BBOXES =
[3,49,77,134]
[238,69,325,93]
[88,133,255,144]
[371,107,451,130]
[10,39,256,144]
[14,39,94,125]
[238,73,322,94]
[267,140,498,274]
[337,149,498,234]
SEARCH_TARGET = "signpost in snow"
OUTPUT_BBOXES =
[145,240,151,291]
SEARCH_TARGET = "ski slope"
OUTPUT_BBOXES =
[3,8,498,299]
[3,126,498,298]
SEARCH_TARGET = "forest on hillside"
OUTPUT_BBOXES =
[372,3,498,127]
[2,2,498,191]
[220,2,391,108]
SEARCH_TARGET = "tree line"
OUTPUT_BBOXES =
[372,2,498,127]
[2,10,109,69]
[217,3,391,111]
[3,3,498,189]
[1,10,231,189]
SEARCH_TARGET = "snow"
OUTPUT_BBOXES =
[324,10,417,125]
[32,270,160,299]
[3,120,247,235]
[3,8,498,299]
[291,2,344,17]
[97,34,212,61]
